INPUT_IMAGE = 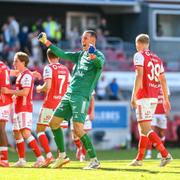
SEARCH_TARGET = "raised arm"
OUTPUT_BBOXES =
[38,32,79,63]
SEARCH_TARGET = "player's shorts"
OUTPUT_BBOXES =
[70,115,92,131]
[0,104,12,122]
[151,114,167,129]
[38,107,68,128]
[136,98,158,122]
[54,93,89,124]
[13,112,32,131]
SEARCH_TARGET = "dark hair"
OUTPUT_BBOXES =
[15,52,29,67]
[47,48,58,59]
[84,30,97,39]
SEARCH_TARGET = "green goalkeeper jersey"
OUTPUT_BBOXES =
[49,44,105,99]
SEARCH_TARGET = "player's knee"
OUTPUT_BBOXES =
[13,131,22,140]
[49,118,59,129]
[36,124,45,133]
[21,130,31,139]
[0,121,6,129]
[74,126,84,138]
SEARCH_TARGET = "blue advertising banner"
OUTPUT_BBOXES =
[92,102,130,129]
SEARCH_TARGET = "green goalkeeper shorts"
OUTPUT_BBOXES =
[53,93,89,123]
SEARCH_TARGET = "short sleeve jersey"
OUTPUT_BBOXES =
[43,63,70,109]
[133,50,164,99]
[0,61,12,106]
[15,69,34,113]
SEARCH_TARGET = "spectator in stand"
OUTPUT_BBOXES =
[18,26,29,52]
[96,75,108,100]
[107,78,124,100]
[0,34,4,59]
[99,18,110,37]
[96,28,106,50]
[32,19,44,34]
[67,27,81,49]
[2,23,10,45]
[7,16,20,48]
[43,16,61,43]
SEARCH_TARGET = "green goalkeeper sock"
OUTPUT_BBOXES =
[80,134,96,158]
[52,128,65,152]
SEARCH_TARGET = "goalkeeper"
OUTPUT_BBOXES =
[38,30,105,170]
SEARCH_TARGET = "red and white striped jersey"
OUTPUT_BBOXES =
[0,61,12,106]
[43,63,70,109]
[15,69,33,113]
[133,50,164,99]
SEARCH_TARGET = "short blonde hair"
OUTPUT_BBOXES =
[15,52,29,67]
[136,34,149,44]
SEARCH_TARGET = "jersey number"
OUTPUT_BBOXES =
[58,75,66,94]
[147,62,161,82]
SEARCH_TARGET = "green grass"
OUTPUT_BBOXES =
[1,148,180,180]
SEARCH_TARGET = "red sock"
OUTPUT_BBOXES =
[0,147,8,162]
[74,139,82,149]
[146,139,152,150]
[16,138,25,159]
[38,132,51,154]
[81,145,86,156]
[27,135,42,157]
[136,135,148,161]
[148,131,168,158]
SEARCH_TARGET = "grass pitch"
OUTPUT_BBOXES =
[1,148,180,180]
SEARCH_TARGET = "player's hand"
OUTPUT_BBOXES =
[88,44,95,53]
[131,96,137,109]
[36,85,42,93]
[89,112,95,121]
[38,32,47,44]
[32,71,42,80]
[1,87,10,94]
[163,99,171,115]
[88,44,96,60]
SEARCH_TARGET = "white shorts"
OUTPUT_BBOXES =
[13,112,32,131]
[136,98,158,122]
[0,104,12,122]
[151,114,167,129]
[38,107,68,128]
[70,115,92,131]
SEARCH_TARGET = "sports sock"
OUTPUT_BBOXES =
[81,145,86,156]
[0,146,8,162]
[136,135,148,160]
[37,132,52,157]
[80,134,96,159]
[52,128,65,153]
[74,139,82,149]
[147,131,168,158]
[146,139,152,150]
[16,138,25,159]
[27,135,42,157]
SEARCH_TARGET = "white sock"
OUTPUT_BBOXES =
[37,155,44,161]
[46,152,53,158]
[147,150,152,155]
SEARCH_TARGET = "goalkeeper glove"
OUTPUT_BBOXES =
[38,32,51,47]
[88,44,96,60]
[88,44,96,53]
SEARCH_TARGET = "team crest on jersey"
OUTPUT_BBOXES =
[52,65,57,69]
[145,51,150,56]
